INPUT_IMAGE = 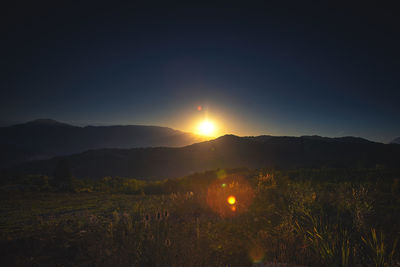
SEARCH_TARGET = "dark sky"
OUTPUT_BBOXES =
[2,2,399,142]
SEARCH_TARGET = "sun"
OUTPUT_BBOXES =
[198,120,216,136]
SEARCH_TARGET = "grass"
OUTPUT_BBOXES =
[1,168,400,266]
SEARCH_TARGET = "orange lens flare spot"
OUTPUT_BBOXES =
[206,174,254,217]
[227,196,236,205]
[197,105,202,111]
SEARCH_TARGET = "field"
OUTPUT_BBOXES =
[1,168,400,266]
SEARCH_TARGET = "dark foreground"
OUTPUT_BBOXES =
[1,168,400,266]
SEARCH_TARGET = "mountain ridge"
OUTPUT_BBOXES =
[391,137,400,144]
[5,134,399,181]
[0,119,205,168]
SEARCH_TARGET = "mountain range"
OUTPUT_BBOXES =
[5,133,400,181]
[0,119,204,168]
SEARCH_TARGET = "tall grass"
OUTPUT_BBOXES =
[1,168,400,266]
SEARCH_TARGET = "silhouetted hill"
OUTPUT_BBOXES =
[391,137,400,144]
[23,119,74,127]
[0,119,204,168]
[6,135,400,180]
[249,135,376,144]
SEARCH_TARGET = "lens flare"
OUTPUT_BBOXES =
[206,174,254,217]
[227,196,236,205]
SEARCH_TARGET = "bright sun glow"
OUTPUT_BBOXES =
[198,120,216,136]
[227,196,236,205]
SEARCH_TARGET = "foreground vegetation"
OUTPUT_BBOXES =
[1,167,400,266]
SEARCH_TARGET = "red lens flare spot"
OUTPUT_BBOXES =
[227,196,236,205]
[197,105,202,111]
[231,206,236,212]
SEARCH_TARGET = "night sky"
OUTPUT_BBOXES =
[2,2,399,142]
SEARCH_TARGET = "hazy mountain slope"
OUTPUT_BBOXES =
[0,119,204,168]
[7,135,400,180]
[391,137,400,144]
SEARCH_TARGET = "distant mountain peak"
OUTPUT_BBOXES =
[24,119,73,127]
[33,118,59,123]
[300,135,375,144]
[215,134,241,141]
[334,136,375,144]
